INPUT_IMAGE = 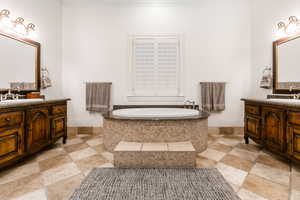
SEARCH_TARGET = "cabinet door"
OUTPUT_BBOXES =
[52,116,66,141]
[27,108,51,153]
[0,128,24,165]
[245,115,261,140]
[262,107,286,152]
[287,125,300,160]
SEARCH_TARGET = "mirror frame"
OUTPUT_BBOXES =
[0,31,41,94]
[273,33,300,94]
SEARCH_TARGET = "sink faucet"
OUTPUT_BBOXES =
[1,89,16,101]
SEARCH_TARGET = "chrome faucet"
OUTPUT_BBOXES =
[184,100,196,109]
[293,93,300,99]
[1,89,16,101]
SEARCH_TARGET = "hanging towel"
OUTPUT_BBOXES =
[260,67,272,89]
[86,82,112,114]
[41,68,52,89]
[200,82,226,112]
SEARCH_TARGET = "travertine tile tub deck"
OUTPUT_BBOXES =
[104,118,208,153]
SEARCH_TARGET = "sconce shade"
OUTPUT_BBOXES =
[0,9,12,28]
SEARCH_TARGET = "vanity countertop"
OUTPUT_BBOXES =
[0,98,71,109]
[241,98,300,108]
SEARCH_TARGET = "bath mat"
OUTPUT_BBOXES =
[69,168,240,200]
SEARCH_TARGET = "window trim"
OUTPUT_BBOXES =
[127,34,184,102]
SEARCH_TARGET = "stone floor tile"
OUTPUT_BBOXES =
[42,163,81,186]
[101,152,114,162]
[196,156,217,168]
[64,142,89,153]
[210,143,233,153]
[291,189,300,200]
[12,189,47,200]
[238,189,268,200]
[291,172,300,191]
[229,148,259,162]
[38,154,72,172]
[0,162,40,184]
[86,138,103,147]
[36,148,66,162]
[250,163,290,186]
[242,174,289,200]
[75,154,107,174]
[199,148,226,161]
[46,174,84,200]
[216,163,248,186]
[216,137,240,146]
[63,138,83,147]
[235,143,262,153]
[69,147,97,161]
[0,173,43,200]
[256,154,290,172]
[221,154,254,172]
[93,144,107,153]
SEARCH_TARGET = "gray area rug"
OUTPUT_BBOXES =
[70,168,241,200]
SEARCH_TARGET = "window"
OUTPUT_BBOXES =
[129,35,183,101]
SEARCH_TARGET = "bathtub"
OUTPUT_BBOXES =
[112,108,200,120]
[103,107,209,153]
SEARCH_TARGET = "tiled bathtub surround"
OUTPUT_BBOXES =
[103,119,208,153]
[114,141,196,168]
[0,130,299,200]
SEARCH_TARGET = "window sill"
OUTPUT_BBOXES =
[127,95,185,102]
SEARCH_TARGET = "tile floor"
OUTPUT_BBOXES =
[0,132,299,200]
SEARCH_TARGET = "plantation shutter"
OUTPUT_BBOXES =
[132,36,180,96]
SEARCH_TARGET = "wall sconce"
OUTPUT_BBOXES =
[0,9,37,38]
[276,16,300,39]
[0,9,12,28]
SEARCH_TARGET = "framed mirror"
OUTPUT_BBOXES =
[0,31,40,94]
[273,33,300,94]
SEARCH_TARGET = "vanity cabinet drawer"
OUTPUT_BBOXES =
[52,105,66,115]
[245,105,260,116]
[0,112,24,129]
[288,112,300,125]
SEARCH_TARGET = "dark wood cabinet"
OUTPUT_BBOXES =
[245,115,261,141]
[262,107,286,153]
[0,128,24,165]
[243,99,300,164]
[0,99,69,169]
[27,108,51,153]
[287,125,300,160]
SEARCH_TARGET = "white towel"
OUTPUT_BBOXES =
[41,68,52,89]
[260,67,272,89]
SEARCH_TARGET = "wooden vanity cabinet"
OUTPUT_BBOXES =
[0,99,69,169]
[243,99,300,164]
[27,108,51,154]
[262,107,286,153]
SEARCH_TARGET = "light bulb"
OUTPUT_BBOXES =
[0,16,12,28]
[14,23,27,35]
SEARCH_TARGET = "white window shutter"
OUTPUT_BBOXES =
[132,36,180,97]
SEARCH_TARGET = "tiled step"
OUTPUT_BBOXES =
[114,141,196,168]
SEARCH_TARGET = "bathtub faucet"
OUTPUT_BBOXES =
[184,100,196,110]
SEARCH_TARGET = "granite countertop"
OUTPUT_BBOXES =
[241,98,300,108]
[0,98,71,109]
[103,110,210,121]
